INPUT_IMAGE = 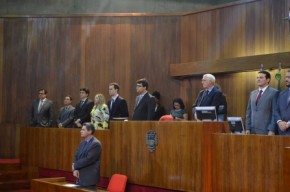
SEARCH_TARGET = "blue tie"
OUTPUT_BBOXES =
[80,100,85,107]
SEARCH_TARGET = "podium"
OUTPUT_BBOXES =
[31,177,107,192]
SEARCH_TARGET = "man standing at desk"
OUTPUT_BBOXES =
[132,78,155,120]
[276,70,290,135]
[29,89,53,127]
[72,123,102,187]
[245,70,278,135]
[192,74,224,120]
[108,82,129,120]
[74,88,94,128]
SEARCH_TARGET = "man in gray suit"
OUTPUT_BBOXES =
[72,123,102,187]
[275,70,290,135]
[29,89,53,127]
[245,71,279,135]
[57,95,75,128]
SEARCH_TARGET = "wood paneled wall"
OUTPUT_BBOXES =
[0,18,3,124]
[212,134,290,192]
[1,16,181,126]
[1,0,290,158]
[0,123,20,158]
[1,0,289,124]
[179,0,290,118]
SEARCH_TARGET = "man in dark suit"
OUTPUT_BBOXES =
[192,74,224,121]
[29,89,53,127]
[108,82,129,120]
[57,95,75,128]
[132,78,155,120]
[152,91,166,120]
[74,88,94,128]
[72,123,102,187]
[275,70,290,135]
[246,71,278,135]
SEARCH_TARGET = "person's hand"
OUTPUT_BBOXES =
[72,163,74,171]
[74,119,82,127]
[73,170,79,178]
[58,123,63,128]
[245,130,250,135]
[268,131,275,135]
[278,121,289,132]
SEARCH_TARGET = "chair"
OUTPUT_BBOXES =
[159,114,174,121]
[107,174,127,192]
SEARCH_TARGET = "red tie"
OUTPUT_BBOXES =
[256,90,263,105]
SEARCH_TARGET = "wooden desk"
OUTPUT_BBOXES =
[20,121,228,191]
[31,177,107,192]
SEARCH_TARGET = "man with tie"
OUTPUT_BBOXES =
[57,95,75,128]
[132,78,155,120]
[275,70,290,135]
[72,123,102,187]
[245,70,279,135]
[74,88,94,128]
[29,89,53,127]
[107,82,129,120]
[192,74,224,120]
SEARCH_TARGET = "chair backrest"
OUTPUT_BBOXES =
[107,174,128,192]
[159,114,174,121]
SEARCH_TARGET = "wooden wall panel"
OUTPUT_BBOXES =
[0,123,21,158]
[212,134,290,192]
[0,18,3,124]
[2,16,180,126]
[180,0,290,118]
[110,121,227,191]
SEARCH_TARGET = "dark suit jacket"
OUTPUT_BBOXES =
[74,137,102,187]
[29,99,53,127]
[246,86,278,134]
[57,105,75,128]
[275,88,290,135]
[153,104,166,120]
[74,99,94,124]
[107,96,129,120]
[193,87,224,115]
[132,92,155,120]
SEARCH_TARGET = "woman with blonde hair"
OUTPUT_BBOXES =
[91,94,110,129]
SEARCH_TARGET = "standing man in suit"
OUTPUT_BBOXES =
[29,89,53,127]
[74,88,94,128]
[275,70,290,135]
[57,95,75,128]
[72,123,102,187]
[245,70,279,135]
[108,82,129,120]
[192,74,224,120]
[132,78,155,120]
[152,91,166,120]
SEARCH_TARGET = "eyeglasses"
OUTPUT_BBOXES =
[38,92,45,95]
[136,85,143,87]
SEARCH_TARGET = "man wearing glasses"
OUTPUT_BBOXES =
[29,89,53,127]
[132,78,155,120]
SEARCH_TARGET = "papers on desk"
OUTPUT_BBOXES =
[63,183,79,187]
